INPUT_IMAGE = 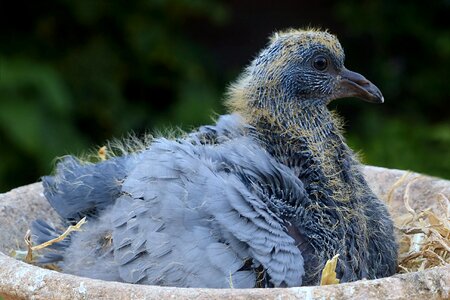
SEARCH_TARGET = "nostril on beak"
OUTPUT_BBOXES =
[354,78,370,87]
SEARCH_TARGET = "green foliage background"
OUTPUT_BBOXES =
[0,0,449,192]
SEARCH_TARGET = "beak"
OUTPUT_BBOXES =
[334,68,384,103]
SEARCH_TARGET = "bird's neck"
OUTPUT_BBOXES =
[226,81,343,163]
[245,102,349,175]
[254,104,343,161]
[231,96,363,203]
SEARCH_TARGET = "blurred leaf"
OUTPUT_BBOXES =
[0,0,228,191]
[0,57,88,190]
[0,57,72,113]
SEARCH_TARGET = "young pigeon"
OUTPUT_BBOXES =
[32,28,398,288]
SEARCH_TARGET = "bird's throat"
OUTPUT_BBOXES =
[249,103,346,173]
[244,102,361,208]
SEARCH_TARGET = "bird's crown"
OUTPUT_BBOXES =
[269,28,344,62]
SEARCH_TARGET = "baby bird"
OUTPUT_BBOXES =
[32,28,397,288]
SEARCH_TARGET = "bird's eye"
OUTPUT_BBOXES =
[313,56,328,71]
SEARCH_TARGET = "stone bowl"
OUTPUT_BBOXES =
[0,166,449,300]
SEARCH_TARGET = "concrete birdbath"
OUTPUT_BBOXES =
[0,166,449,299]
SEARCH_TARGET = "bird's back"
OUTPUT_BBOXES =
[32,115,307,288]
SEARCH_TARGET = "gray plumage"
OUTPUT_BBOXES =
[31,29,397,288]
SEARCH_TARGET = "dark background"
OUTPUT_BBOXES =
[0,0,449,192]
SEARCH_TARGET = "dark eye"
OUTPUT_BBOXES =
[313,56,328,71]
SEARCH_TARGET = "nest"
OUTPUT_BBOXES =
[388,173,450,273]
[15,170,450,286]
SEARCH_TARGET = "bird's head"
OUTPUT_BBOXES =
[227,28,383,120]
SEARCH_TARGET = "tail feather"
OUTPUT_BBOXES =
[30,219,68,249]
[32,154,134,263]
[30,219,67,263]
[42,155,129,222]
